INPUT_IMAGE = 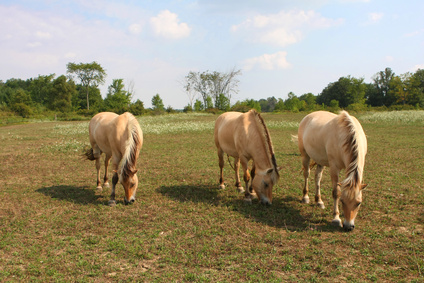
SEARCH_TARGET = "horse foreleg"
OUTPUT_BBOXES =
[218,149,225,190]
[301,155,310,204]
[248,162,256,194]
[103,154,111,188]
[330,168,342,227]
[234,157,244,193]
[240,158,252,203]
[314,165,325,209]
[108,171,118,206]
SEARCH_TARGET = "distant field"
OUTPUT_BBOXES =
[0,111,423,282]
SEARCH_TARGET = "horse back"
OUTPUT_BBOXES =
[214,111,244,157]
[89,112,120,155]
[298,111,340,167]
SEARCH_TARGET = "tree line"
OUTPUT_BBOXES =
[1,62,424,120]
[183,67,424,113]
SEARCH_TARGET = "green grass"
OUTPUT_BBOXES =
[0,111,423,282]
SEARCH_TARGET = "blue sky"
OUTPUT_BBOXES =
[1,0,423,108]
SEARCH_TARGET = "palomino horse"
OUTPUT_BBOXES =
[297,110,367,231]
[214,109,281,205]
[84,112,143,206]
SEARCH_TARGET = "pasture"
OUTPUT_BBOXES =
[0,111,423,282]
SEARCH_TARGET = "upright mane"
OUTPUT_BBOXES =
[251,110,280,181]
[119,113,142,180]
[338,111,361,194]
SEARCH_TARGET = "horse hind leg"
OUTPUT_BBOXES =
[93,148,103,191]
[103,154,112,188]
[301,154,311,204]
[218,148,225,190]
[314,164,325,209]
[234,157,245,193]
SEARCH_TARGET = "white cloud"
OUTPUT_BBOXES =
[128,23,143,35]
[413,64,424,71]
[243,51,291,71]
[367,12,383,24]
[150,10,191,39]
[232,10,343,47]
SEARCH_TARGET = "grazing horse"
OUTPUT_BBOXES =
[297,110,367,231]
[214,109,281,205]
[84,112,143,206]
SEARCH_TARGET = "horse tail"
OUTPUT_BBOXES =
[291,134,298,145]
[83,147,96,161]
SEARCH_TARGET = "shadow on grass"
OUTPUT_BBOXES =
[37,185,105,205]
[157,184,337,231]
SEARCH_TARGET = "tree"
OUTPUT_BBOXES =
[128,99,145,116]
[184,68,241,108]
[66,61,106,110]
[104,79,132,113]
[215,93,230,111]
[151,94,164,111]
[193,99,204,111]
[28,74,55,105]
[49,75,76,112]
[371,67,395,106]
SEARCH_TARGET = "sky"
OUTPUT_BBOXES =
[1,0,423,109]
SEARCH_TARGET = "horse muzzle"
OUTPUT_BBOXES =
[260,196,272,206]
[124,197,135,205]
[343,221,355,231]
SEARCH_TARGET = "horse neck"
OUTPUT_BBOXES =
[339,112,365,190]
[249,111,278,173]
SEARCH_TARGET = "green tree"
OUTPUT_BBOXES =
[151,94,164,111]
[128,99,145,116]
[215,93,230,111]
[28,74,55,106]
[66,61,106,110]
[10,88,33,117]
[104,79,132,113]
[193,99,204,111]
[49,75,76,112]
[371,67,395,106]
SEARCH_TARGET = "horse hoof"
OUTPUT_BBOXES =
[302,197,310,204]
[243,197,252,205]
[317,202,325,209]
[103,183,110,189]
[219,184,226,190]
[108,200,117,207]
[96,186,103,192]
[332,219,342,227]
[237,187,245,193]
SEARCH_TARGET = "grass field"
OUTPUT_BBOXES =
[0,111,423,282]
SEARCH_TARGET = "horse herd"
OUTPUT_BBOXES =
[84,109,367,231]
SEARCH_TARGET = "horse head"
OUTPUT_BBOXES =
[250,167,281,206]
[340,183,367,231]
[121,169,138,205]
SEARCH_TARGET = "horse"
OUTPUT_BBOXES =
[84,112,143,206]
[214,109,281,205]
[297,110,367,231]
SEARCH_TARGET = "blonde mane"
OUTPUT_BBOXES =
[250,110,280,182]
[338,111,361,197]
[119,113,142,180]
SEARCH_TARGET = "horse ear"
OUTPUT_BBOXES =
[361,184,368,190]
[133,169,138,175]
[277,166,282,172]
